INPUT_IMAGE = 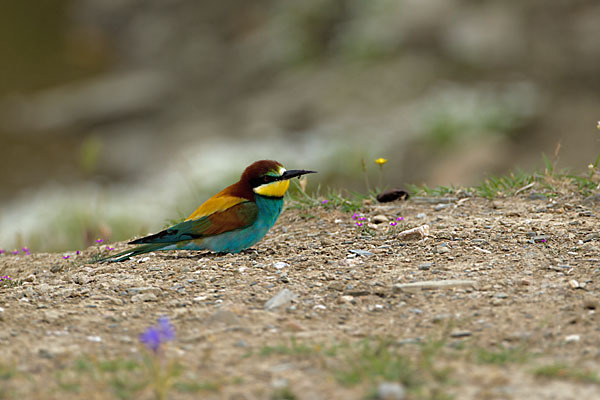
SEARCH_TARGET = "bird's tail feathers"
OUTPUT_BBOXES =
[95,243,166,263]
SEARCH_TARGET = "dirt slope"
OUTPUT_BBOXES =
[1,192,599,399]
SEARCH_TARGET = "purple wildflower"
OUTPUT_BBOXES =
[106,246,114,251]
[157,317,175,340]
[352,213,360,220]
[1,275,11,281]
[356,222,363,227]
[140,328,161,353]
[321,199,329,205]
[139,316,176,353]
[95,238,103,244]
[11,249,18,255]
[76,250,80,255]
[397,216,404,221]
[390,221,397,226]
[541,238,547,243]
[63,255,70,260]
[0,249,4,255]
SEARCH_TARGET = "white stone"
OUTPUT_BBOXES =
[273,262,289,269]
[264,289,297,311]
[565,334,580,343]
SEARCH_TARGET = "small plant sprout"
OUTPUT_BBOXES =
[361,158,371,191]
[388,217,405,238]
[0,275,19,288]
[352,214,371,235]
[88,238,115,263]
[139,317,179,400]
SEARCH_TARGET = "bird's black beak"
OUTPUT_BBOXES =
[280,169,317,180]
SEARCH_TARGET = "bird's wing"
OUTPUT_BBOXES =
[185,193,248,221]
[129,199,258,245]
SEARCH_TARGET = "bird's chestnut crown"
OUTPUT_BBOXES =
[242,160,316,197]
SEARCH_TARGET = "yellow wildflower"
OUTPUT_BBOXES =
[374,158,388,166]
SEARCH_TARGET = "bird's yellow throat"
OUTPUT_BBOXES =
[253,179,290,198]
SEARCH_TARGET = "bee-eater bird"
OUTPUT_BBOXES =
[99,160,316,262]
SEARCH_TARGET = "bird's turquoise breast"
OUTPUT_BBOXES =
[189,195,284,253]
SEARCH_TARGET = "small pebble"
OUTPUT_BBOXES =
[372,215,389,224]
[569,280,581,289]
[349,249,374,257]
[436,246,450,254]
[583,298,598,310]
[376,382,406,400]
[271,378,289,390]
[339,295,355,304]
[418,262,432,271]
[264,289,298,311]
[131,293,158,302]
[565,334,580,343]
[432,314,451,323]
[450,331,472,338]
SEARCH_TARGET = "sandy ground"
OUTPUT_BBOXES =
[1,191,600,399]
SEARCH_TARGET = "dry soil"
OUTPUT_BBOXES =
[1,192,600,399]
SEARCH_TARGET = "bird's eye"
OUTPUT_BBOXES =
[262,175,278,184]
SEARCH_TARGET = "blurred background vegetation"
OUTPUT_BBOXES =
[1,0,599,252]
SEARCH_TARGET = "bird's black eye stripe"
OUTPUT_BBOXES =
[263,175,279,183]
[250,174,280,187]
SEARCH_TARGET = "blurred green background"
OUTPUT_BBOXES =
[1,0,599,252]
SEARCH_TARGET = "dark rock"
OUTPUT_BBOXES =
[376,189,409,203]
